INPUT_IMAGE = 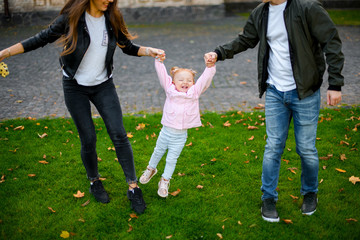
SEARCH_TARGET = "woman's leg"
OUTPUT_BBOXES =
[91,79,137,184]
[63,80,99,181]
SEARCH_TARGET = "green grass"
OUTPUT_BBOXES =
[1,107,359,239]
[238,9,360,26]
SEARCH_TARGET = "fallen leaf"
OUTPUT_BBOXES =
[211,158,217,162]
[282,159,289,164]
[48,207,56,213]
[340,140,349,146]
[127,132,133,138]
[283,219,293,224]
[178,172,185,176]
[135,123,146,130]
[14,126,24,131]
[217,233,223,239]
[223,121,231,127]
[127,224,133,232]
[346,218,358,223]
[349,176,360,185]
[170,188,181,196]
[240,81,247,85]
[73,190,85,198]
[340,154,347,161]
[196,185,204,189]
[38,133,48,138]
[224,146,230,151]
[81,199,90,207]
[166,235,173,239]
[78,218,85,223]
[39,160,49,164]
[130,213,138,219]
[248,125,259,130]
[248,136,254,141]
[290,195,299,200]
[186,142,193,147]
[238,220,242,225]
[28,174,36,177]
[335,168,346,173]
[319,179,323,184]
[60,231,70,238]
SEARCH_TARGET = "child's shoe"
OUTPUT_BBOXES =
[158,177,170,198]
[139,166,157,184]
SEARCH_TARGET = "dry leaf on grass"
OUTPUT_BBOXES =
[346,218,358,223]
[60,231,70,238]
[217,233,223,239]
[73,190,85,198]
[283,219,293,224]
[170,189,181,196]
[335,168,346,173]
[48,207,56,213]
[135,123,146,130]
[349,176,360,185]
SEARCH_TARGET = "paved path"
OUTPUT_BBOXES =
[0,16,359,120]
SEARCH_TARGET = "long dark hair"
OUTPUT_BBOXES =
[58,0,136,56]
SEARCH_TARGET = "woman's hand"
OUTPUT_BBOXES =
[140,47,165,61]
[0,48,11,62]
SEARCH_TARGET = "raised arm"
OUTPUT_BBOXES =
[0,43,24,62]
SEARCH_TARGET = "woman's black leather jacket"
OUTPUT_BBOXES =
[21,11,140,80]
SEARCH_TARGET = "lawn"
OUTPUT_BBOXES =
[1,107,359,239]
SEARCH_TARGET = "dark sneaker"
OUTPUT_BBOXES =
[261,198,280,222]
[301,192,317,215]
[127,187,146,214]
[89,180,110,203]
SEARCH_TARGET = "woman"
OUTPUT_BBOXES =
[0,0,165,214]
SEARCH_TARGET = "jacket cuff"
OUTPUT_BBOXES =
[214,49,222,62]
[328,85,341,91]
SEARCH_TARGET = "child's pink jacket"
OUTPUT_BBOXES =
[155,59,216,130]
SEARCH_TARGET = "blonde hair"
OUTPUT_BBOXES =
[170,67,197,81]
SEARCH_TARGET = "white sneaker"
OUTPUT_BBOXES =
[139,166,157,184]
[158,177,170,198]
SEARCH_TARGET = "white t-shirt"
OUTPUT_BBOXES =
[73,12,109,86]
[266,1,296,92]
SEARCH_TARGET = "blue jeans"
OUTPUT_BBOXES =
[261,85,320,200]
[148,126,187,180]
[63,78,137,184]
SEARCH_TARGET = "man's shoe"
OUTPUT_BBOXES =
[139,166,158,184]
[301,192,317,215]
[89,180,110,203]
[261,198,280,222]
[127,187,146,214]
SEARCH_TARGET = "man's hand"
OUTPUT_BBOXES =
[327,90,342,106]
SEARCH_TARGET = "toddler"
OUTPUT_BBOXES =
[139,56,216,197]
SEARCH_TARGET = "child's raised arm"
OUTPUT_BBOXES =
[154,58,172,90]
[193,65,216,95]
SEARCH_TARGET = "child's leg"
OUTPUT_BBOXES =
[148,128,168,169]
[162,132,187,180]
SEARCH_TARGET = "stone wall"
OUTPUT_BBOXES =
[1,0,359,26]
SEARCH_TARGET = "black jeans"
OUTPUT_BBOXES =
[63,78,137,183]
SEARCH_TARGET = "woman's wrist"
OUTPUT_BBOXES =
[145,47,150,56]
[7,48,11,57]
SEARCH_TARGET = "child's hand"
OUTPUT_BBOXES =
[156,53,166,63]
[204,52,217,68]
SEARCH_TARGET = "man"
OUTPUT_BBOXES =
[205,0,344,222]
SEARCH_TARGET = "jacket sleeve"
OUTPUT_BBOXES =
[155,59,172,90]
[117,31,140,57]
[21,14,67,53]
[194,66,216,95]
[215,9,260,61]
[306,1,344,89]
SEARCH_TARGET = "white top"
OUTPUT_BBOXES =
[73,12,109,86]
[266,1,296,92]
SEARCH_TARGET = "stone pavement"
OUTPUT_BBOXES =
[0,16,359,120]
